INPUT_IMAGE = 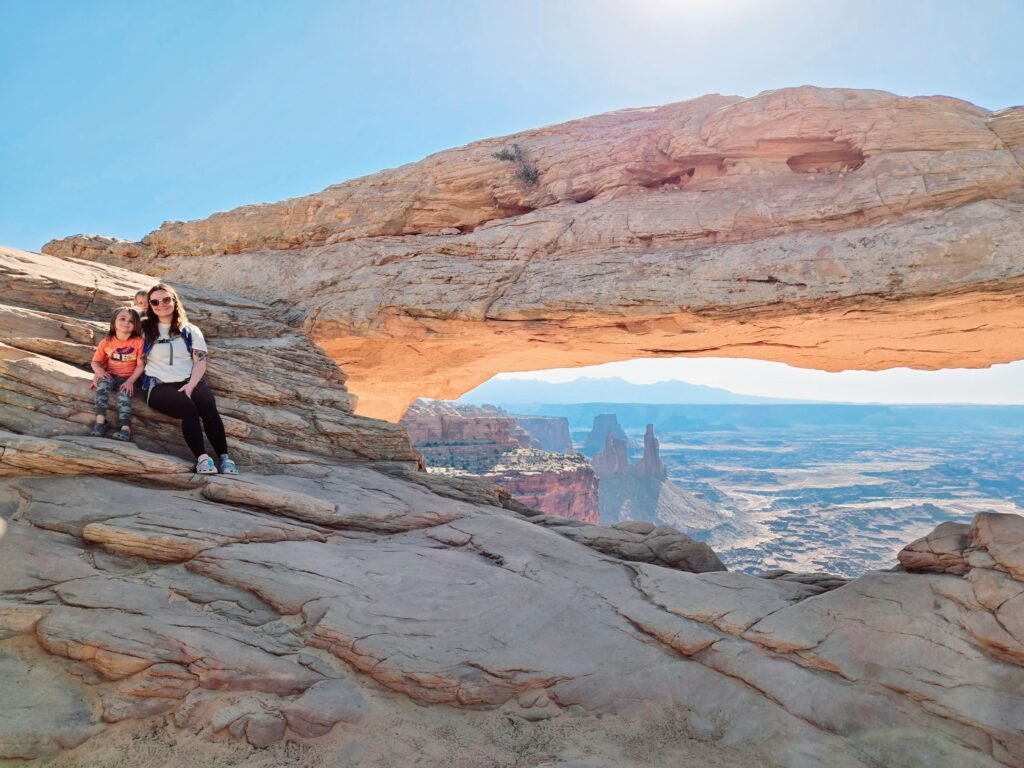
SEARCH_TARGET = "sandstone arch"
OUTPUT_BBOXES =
[45,87,1024,420]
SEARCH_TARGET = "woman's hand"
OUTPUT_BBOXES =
[178,382,196,398]
[119,381,135,396]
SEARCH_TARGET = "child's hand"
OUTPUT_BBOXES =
[119,381,135,396]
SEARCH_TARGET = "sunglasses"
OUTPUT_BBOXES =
[150,297,176,307]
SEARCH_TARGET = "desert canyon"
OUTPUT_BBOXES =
[2,86,1023,767]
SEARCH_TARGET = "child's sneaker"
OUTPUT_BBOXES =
[88,423,108,438]
[110,426,132,442]
[195,456,217,474]
[218,456,239,475]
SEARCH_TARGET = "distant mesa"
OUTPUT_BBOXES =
[514,415,574,454]
[399,400,599,524]
[581,413,634,456]
[590,417,726,534]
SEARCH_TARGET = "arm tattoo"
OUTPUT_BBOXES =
[193,350,208,362]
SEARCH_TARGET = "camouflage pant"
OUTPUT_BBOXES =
[94,375,134,426]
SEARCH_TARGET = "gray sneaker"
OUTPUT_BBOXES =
[195,456,217,474]
[89,423,108,438]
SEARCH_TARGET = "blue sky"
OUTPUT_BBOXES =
[3,0,1022,401]
[3,0,1021,250]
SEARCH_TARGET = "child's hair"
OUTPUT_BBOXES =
[143,283,190,340]
[134,290,148,301]
[106,307,142,339]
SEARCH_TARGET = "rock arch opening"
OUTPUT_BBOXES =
[417,358,1024,576]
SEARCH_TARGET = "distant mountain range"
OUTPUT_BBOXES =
[486,402,1024,432]
[458,376,814,406]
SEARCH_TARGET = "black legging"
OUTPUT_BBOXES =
[146,380,228,458]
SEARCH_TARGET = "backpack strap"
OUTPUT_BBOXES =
[143,326,193,354]
[140,325,199,394]
[181,326,206,386]
[140,334,157,394]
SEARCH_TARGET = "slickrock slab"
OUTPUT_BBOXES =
[0,430,192,478]
[282,678,368,738]
[974,512,1024,580]
[0,639,102,759]
[635,565,820,634]
[757,568,850,593]
[899,520,973,574]
[188,513,734,708]
[0,516,98,592]
[14,475,325,562]
[43,89,1024,418]
[4,456,1024,766]
[0,245,420,464]
[4,238,1024,766]
[533,515,726,572]
[696,637,1002,768]
[35,601,322,693]
[897,511,1024,665]
[743,572,1024,758]
[199,465,475,532]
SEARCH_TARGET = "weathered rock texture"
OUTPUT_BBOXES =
[401,400,599,523]
[3,245,1024,767]
[0,247,419,468]
[44,88,1024,420]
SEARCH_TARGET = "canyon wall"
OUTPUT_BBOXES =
[400,400,599,524]
[515,415,574,453]
[582,412,633,455]
[591,419,725,532]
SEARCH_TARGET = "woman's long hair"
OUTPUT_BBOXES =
[142,283,190,341]
[106,307,142,339]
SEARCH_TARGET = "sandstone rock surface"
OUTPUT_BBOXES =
[0,298,1022,766]
[5,84,1024,765]
[43,88,1024,420]
[0,245,419,465]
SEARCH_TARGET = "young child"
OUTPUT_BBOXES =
[134,290,149,314]
[89,307,145,441]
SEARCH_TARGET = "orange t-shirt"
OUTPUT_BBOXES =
[92,336,144,377]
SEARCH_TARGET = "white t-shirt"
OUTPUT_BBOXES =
[144,323,208,384]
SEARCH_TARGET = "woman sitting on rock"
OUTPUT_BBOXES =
[141,283,239,475]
